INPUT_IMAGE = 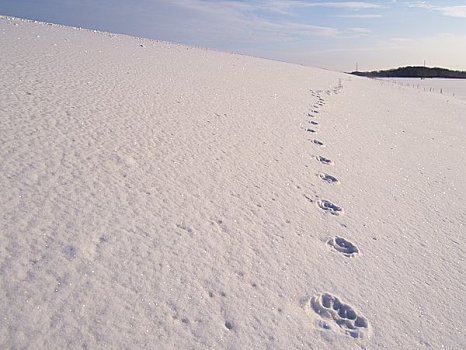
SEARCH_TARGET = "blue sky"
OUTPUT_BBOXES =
[1,1,466,71]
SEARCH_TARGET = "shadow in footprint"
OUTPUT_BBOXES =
[317,199,343,215]
[316,156,334,166]
[318,173,339,184]
[312,139,325,147]
[327,237,359,257]
[306,128,317,133]
[310,293,369,339]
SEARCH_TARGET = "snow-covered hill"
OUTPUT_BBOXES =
[1,16,465,349]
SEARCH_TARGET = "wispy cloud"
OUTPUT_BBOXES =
[438,5,466,18]
[336,14,382,18]
[165,0,342,39]
[409,2,466,18]
[256,20,339,37]
[166,0,384,15]
[302,2,384,9]
[407,1,434,9]
[347,27,372,34]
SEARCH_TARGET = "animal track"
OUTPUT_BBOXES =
[310,293,369,339]
[306,128,317,133]
[310,121,319,125]
[316,156,334,165]
[318,173,339,184]
[312,139,325,147]
[317,199,343,215]
[327,237,359,257]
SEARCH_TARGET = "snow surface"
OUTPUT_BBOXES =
[1,16,465,349]
[380,78,466,101]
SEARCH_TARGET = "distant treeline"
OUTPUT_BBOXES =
[350,66,466,79]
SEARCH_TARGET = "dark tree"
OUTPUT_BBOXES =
[350,66,466,79]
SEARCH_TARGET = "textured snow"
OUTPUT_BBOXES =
[1,16,465,349]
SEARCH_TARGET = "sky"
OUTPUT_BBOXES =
[1,0,466,72]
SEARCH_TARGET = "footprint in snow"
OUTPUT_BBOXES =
[310,121,319,125]
[309,293,369,339]
[312,139,325,147]
[318,173,339,184]
[317,199,343,215]
[316,156,334,165]
[306,128,317,133]
[327,237,359,257]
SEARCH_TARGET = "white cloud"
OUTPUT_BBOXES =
[164,0,341,39]
[262,1,384,11]
[303,2,384,9]
[166,0,383,15]
[408,1,434,9]
[347,27,371,34]
[256,20,339,36]
[408,2,466,18]
[337,14,382,18]
[165,0,253,17]
[438,5,466,18]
